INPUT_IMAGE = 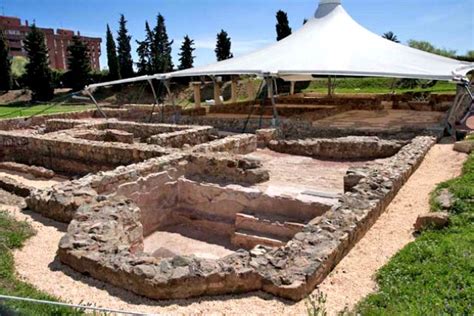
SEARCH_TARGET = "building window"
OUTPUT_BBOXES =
[5,29,21,35]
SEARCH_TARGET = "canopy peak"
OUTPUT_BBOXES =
[319,0,341,5]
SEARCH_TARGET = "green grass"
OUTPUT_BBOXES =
[0,104,93,119]
[0,211,82,315]
[356,154,474,315]
[303,78,457,94]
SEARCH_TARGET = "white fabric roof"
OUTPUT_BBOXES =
[86,0,473,91]
[167,0,473,81]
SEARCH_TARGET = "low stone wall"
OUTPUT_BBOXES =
[56,136,436,301]
[192,134,257,154]
[0,162,55,179]
[0,131,170,175]
[0,110,94,131]
[275,96,383,110]
[176,115,444,139]
[184,154,269,185]
[147,126,216,148]
[268,137,406,160]
[0,176,33,197]
[71,129,135,144]
[26,153,186,222]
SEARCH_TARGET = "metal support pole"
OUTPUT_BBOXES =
[460,81,474,126]
[266,77,279,128]
[164,80,178,124]
[85,89,107,118]
[147,79,160,123]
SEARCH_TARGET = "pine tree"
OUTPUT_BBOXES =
[136,21,153,75]
[152,14,174,73]
[24,24,54,101]
[116,14,134,78]
[215,30,233,61]
[178,35,195,70]
[66,36,91,91]
[0,29,12,91]
[106,24,120,80]
[276,10,292,41]
[382,31,400,43]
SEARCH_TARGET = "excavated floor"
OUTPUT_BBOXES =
[247,149,370,197]
[144,223,237,260]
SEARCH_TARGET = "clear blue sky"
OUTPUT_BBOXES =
[2,0,473,70]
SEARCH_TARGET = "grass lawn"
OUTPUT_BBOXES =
[356,153,474,315]
[0,104,93,119]
[0,211,82,314]
[303,78,457,95]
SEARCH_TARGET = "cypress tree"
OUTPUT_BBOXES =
[276,10,292,41]
[178,35,195,70]
[215,30,233,61]
[106,24,121,80]
[24,24,54,101]
[116,14,134,78]
[136,21,153,75]
[152,14,174,73]
[0,29,12,91]
[66,36,91,91]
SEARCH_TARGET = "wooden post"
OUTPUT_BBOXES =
[327,76,333,97]
[231,77,238,103]
[246,80,256,100]
[290,81,296,95]
[214,81,223,105]
[192,82,201,108]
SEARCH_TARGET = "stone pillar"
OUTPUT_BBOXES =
[246,80,256,100]
[290,81,296,95]
[214,81,223,105]
[192,82,201,108]
[231,77,238,103]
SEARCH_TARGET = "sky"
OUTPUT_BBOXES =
[1,0,473,70]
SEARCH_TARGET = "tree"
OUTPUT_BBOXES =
[23,24,54,101]
[105,24,120,81]
[136,21,153,75]
[116,14,134,78]
[215,30,233,61]
[408,40,457,57]
[178,35,195,70]
[276,10,292,41]
[0,29,12,91]
[382,31,400,43]
[152,14,174,73]
[66,36,91,91]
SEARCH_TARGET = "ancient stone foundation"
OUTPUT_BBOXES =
[0,108,439,302]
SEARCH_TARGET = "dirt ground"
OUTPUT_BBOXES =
[247,149,369,196]
[0,169,66,189]
[4,142,466,315]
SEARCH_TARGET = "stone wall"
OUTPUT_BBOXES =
[176,115,444,139]
[192,134,257,155]
[0,131,170,175]
[268,137,406,160]
[184,154,269,185]
[56,136,436,301]
[147,126,216,148]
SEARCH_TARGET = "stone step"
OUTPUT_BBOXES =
[231,229,286,250]
[235,211,305,240]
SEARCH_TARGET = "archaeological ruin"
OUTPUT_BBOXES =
[0,93,452,301]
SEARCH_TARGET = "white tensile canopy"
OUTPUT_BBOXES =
[168,0,473,81]
[86,0,473,92]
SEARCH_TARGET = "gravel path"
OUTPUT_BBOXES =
[7,142,466,315]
